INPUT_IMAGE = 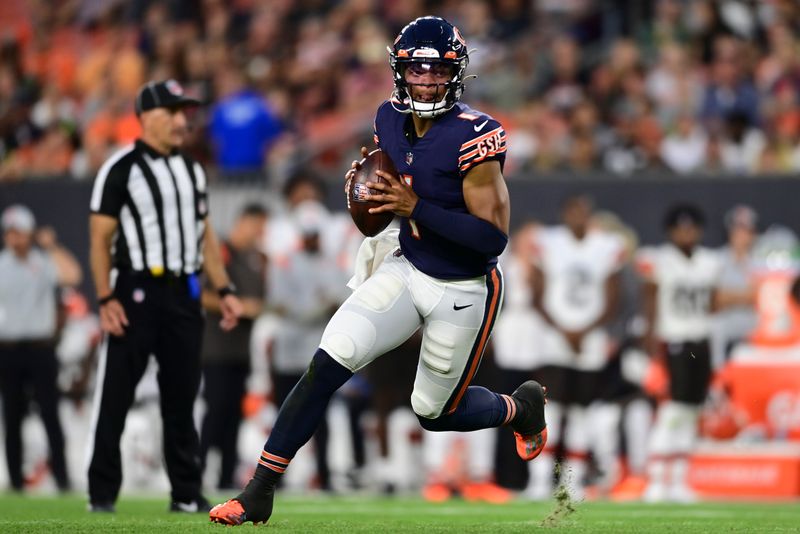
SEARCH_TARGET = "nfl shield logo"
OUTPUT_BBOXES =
[166,79,184,96]
[405,152,413,165]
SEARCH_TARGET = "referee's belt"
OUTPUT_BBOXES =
[121,267,198,279]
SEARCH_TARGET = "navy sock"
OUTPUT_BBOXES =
[416,386,511,432]
[252,349,352,487]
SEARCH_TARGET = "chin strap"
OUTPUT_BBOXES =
[389,90,453,118]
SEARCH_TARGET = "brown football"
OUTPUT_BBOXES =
[347,148,397,237]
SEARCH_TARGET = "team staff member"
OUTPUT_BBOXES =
[87,79,242,513]
[200,203,268,491]
[0,204,82,492]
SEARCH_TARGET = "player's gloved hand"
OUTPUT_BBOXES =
[99,298,129,337]
[365,170,419,218]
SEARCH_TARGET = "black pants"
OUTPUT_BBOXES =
[272,371,330,490]
[0,342,69,491]
[665,340,712,405]
[87,271,204,505]
[200,361,248,490]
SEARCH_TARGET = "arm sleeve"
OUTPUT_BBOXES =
[410,199,508,257]
[457,119,507,177]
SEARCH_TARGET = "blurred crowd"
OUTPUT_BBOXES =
[1,0,800,185]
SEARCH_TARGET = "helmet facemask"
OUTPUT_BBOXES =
[390,60,466,118]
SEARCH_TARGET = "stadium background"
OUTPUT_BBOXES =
[2,0,800,522]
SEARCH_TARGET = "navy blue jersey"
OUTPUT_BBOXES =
[373,100,507,279]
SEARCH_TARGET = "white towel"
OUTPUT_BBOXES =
[346,227,400,291]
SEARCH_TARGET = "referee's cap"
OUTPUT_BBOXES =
[135,79,202,115]
[1,204,36,233]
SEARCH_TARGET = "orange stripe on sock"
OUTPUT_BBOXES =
[447,268,501,413]
[503,394,517,425]
[258,458,286,473]
[500,395,513,425]
[261,451,290,465]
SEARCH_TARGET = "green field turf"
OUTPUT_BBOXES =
[1,493,799,533]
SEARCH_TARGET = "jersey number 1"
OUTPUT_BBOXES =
[403,174,422,239]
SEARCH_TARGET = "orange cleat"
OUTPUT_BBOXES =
[514,427,548,462]
[510,381,548,461]
[461,481,512,504]
[209,498,270,526]
[422,482,452,503]
[610,475,648,502]
[209,499,248,526]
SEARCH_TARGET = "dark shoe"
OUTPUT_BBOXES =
[170,497,211,513]
[88,502,116,513]
[209,481,274,526]
[510,380,548,461]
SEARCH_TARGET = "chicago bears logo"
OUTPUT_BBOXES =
[453,26,466,48]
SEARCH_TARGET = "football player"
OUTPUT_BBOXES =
[637,204,720,503]
[530,195,624,499]
[210,16,547,526]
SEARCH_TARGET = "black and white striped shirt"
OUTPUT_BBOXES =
[90,140,210,274]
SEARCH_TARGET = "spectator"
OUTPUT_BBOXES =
[660,114,708,174]
[0,204,82,493]
[700,37,760,130]
[719,111,766,174]
[209,65,283,173]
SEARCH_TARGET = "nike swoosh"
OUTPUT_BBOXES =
[453,303,473,311]
[473,120,488,132]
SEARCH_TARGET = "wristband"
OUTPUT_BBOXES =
[217,284,236,298]
[98,294,115,306]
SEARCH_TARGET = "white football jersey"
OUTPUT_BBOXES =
[492,252,547,370]
[536,226,625,331]
[638,244,721,342]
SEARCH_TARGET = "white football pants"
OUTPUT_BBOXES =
[320,252,503,419]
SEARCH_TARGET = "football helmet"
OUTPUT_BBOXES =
[388,16,469,118]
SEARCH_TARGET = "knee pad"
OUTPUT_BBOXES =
[411,387,443,420]
[319,310,377,372]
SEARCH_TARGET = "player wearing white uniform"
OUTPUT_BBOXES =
[531,196,623,499]
[491,223,551,495]
[638,204,720,503]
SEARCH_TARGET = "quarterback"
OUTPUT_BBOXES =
[210,16,547,526]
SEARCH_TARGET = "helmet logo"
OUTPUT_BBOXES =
[412,48,440,58]
[398,49,409,57]
[444,51,457,59]
[453,27,466,47]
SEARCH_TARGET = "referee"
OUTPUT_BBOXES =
[87,79,242,513]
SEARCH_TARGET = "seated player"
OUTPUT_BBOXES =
[210,16,547,526]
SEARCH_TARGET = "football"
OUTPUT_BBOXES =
[347,148,397,237]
